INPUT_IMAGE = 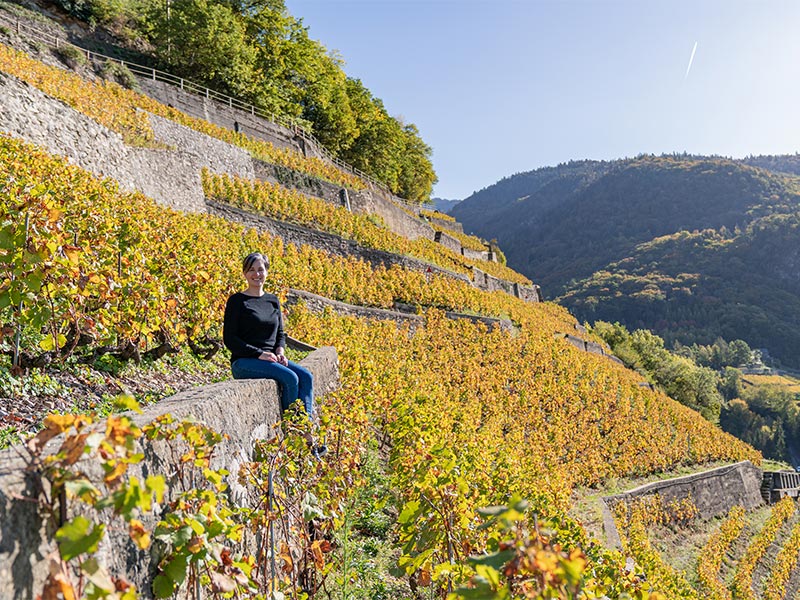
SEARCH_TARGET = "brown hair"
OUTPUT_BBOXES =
[242,252,269,273]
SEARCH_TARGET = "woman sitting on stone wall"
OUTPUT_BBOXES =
[223,252,326,457]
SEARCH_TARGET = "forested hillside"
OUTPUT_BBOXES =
[742,154,800,177]
[451,155,800,367]
[31,0,436,200]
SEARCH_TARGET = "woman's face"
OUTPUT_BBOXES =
[244,259,268,288]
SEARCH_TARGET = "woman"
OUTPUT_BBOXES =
[223,252,325,456]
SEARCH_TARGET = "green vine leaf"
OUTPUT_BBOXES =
[56,516,105,561]
[152,573,175,599]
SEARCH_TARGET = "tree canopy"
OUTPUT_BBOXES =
[52,0,437,201]
[592,321,723,422]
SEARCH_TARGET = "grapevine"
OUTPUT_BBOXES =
[696,505,746,600]
[730,496,795,600]
[761,514,800,600]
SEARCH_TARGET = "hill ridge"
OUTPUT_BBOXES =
[452,154,800,367]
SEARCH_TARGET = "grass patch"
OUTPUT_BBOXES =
[326,438,408,599]
[56,44,87,68]
[762,458,794,472]
[99,59,138,90]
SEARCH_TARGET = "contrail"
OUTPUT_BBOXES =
[685,41,698,79]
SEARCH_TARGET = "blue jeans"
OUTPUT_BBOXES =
[231,358,314,419]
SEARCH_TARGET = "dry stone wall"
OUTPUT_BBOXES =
[514,282,543,303]
[206,201,472,285]
[0,346,339,599]
[434,230,462,254]
[462,247,494,262]
[472,267,542,301]
[251,160,442,247]
[253,159,344,206]
[148,113,255,181]
[0,73,203,212]
[427,215,464,234]
[601,460,764,548]
[559,333,624,365]
[287,289,425,331]
[209,200,544,306]
[135,78,310,157]
[0,73,252,213]
[350,189,435,241]
[288,289,514,333]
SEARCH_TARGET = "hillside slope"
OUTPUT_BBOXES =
[451,156,800,367]
[0,35,768,597]
[3,0,436,199]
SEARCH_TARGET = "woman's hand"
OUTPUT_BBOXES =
[259,351,278,362]
[275,348,289,366]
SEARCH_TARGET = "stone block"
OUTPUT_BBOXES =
[434,230,462,253]
[349,190,435,241]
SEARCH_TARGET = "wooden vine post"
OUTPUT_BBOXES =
[12,210,30,370]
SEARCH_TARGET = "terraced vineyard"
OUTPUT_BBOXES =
[3,39,800,600]
[0,43,365,190]
[743,374,800,395]
[203,171,531,284]
[603,493,800,600]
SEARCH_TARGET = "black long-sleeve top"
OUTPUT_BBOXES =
[223,292,287,363]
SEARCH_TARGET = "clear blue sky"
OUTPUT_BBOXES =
[285,0,800,200]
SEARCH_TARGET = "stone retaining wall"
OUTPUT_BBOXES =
[434,230,462,254]
[148,113,255,181]
[250,162,441,247]
[253,159,344,206]
[602,460,764,548]
[206,201,471,285]
[287,289,425,331]
[427,216,464,234]
[209,200,542,305]
[0,346,339,599]
[0,74,253,213]
[557,333,625,366]
[462,247,494,262]
[135,78,310,157]
[289,289,514,333]
[514,283,543,303]
[473,267,542,301]
[350,189,435,241]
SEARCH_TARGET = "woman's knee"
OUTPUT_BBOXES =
[279,366,299,386]
[290,362,313,385]
[297,369,313,389]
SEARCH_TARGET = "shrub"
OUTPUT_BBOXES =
[100,59,138,90]
[56,44,88,69]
